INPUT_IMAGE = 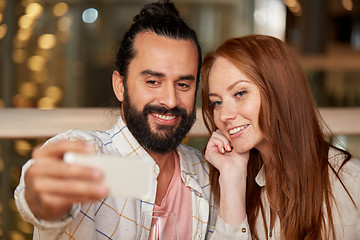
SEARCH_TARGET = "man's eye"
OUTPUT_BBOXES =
[146,80,159,85]
[176,82,191,89]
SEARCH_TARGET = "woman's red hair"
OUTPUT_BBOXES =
[201,35,352,240]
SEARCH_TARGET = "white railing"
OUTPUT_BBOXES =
[1,108,360,139]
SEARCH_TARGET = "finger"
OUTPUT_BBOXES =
[214,130,232,152]
[208,137,227,154]
[33,140,94,160]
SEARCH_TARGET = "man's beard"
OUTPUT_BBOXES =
[122,90,196,154]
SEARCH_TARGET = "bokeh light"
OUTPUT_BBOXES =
[45,86,63,102]
[12,49,27,63]
[342,0,353,11]
[19,81,38,98]
[38,97,56,109]
[12,94,33,108]
[58,16,72,31]
[0,0,5,12]
[53,2,69,17]
[0,158,3,172]
[82,8,98,23]
[17,220,33,234]
[27,55,46,71]
[16,28,32,42]
[38,34,56,49]
[0,23,6,39]
[14,140,32,157]
[9,231,25,240]
[18,15,34,29]
[25,2,43,19]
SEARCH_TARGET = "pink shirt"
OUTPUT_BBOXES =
[153,151,193,239]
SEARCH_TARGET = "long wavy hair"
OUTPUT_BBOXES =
[201,35,353,239]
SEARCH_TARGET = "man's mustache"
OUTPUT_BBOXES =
[142,104,188,117]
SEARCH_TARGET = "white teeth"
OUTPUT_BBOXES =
[229,125,248,135]
[153,113,176,120]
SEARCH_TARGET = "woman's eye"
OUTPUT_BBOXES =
[235,90,246,97]
[209,100,222,108]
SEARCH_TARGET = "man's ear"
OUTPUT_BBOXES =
[112,71,124,102]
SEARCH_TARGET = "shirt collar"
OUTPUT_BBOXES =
[255,164,266,187]
[107,116,195,179]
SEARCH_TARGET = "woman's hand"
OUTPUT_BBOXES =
[205,129,249,226]
[205,129,249,180]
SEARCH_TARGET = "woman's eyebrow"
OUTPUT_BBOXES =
[227,79,250,91]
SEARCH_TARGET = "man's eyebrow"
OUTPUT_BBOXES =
[141,70,195,81]
[179,75,195,81]
[141,69,165,77]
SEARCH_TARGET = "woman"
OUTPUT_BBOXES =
[202,35,360,239]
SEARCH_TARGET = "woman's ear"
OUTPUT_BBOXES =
[112,71,124,102]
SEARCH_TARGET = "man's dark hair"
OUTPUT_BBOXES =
[114,0,202,90]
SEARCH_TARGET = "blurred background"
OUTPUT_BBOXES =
[0,0,359,239]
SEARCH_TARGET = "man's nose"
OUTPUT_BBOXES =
[158,84,179,109]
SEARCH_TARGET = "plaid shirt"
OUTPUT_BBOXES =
[15,116,224,240]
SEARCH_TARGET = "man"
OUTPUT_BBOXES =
[15,1,227,239]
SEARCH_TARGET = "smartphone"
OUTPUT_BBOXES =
[64,152,152,199]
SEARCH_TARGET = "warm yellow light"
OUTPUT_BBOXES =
[13,37,27,48]
[17,220,34,234]
[27,55,45,71]
[25,2,43,19]
[19,81,38,98]
[53,2,69,17]
[284,0,297,8]
[45,86,63,102]
[0,23,6,39]
[0,13,3,23]
[18,15,34,29]
[0,158,3,172]
[38,97,56,109]
[14,140,32,157]
[38,34,56,49]
[12,94,32,108]
[289,2,302,16]
[58,16,72,31]
[12,49,27,63]
[0,0,5,12]
[0,99,4,108]
[342,0,353,11]
[16,28,32,41]
[9,231,26,240]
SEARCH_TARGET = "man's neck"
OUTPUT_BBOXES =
[148,149,176,172]
[148,149,177,206]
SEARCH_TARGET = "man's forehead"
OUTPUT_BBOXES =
[133,31,197,55]
[130,31,198,77]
